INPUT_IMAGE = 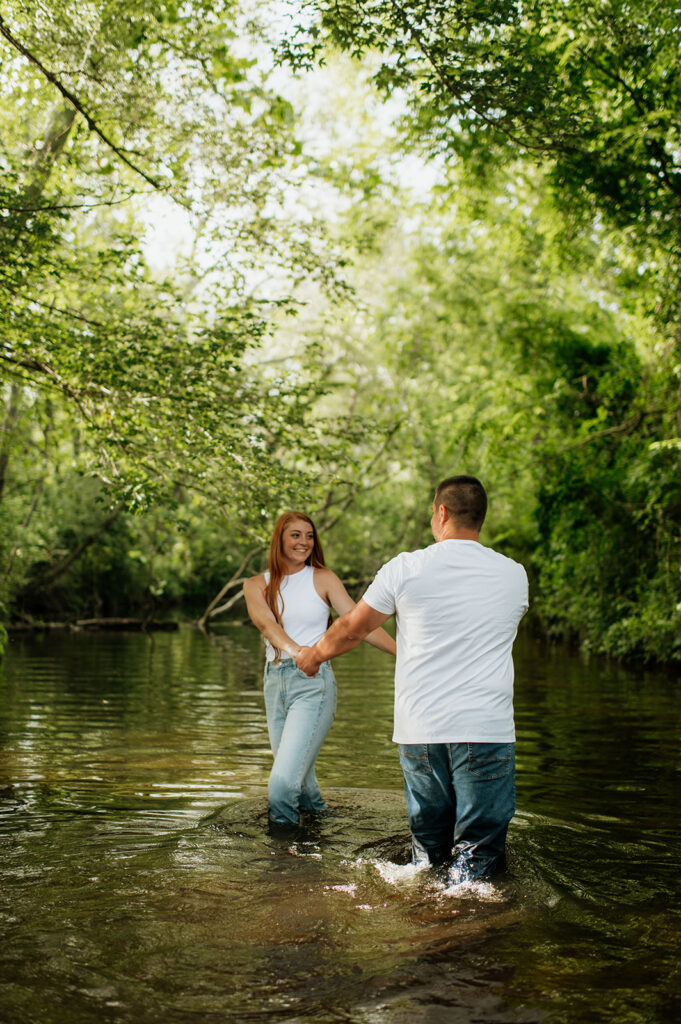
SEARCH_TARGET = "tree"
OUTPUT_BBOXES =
[0,1,362,620]
[281,2,681,266]
[275,3,681,661]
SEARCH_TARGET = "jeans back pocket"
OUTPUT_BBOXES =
[398,743,432,774]
[467,743,514,780]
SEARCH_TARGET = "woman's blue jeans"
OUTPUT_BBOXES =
[398,742,515,881]
[263,658,337,825]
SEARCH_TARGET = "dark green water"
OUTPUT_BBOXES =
[1,626,679,1023]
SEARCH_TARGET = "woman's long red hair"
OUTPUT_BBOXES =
[265,511,326,660]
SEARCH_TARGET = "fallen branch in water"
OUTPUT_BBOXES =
[8,618,178,632]
[197,547,261,631]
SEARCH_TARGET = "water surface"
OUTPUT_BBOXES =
[1,626,679,1023]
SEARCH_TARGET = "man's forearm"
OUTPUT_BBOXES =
[314,615,367,662]
[297,602,390,674]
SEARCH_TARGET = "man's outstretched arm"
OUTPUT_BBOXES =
[295,600,391,676]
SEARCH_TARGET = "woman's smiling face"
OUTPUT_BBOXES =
[281,519,315,569]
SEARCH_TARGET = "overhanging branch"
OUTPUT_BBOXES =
[0,14,164,190]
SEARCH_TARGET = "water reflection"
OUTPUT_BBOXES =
[1,625,680,1023]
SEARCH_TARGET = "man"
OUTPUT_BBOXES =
[295,475,528,882]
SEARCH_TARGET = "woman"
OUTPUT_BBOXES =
[243,511,396,825]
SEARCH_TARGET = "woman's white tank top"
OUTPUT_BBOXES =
[263,565,330,661]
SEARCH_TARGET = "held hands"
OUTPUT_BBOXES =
[295,645,322,677]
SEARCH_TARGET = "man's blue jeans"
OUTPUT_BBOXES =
[398,742,515,881]
[264,658,337,824]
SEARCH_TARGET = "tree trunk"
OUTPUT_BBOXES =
[22,103,77,212]
[0,383,21,505]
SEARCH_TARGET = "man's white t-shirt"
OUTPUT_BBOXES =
[362,540,528,744]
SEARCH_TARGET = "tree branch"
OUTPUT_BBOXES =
[2,194,143,213]
[385,0,559,156]
[0,353,95,417]
[203,586,248,620]
[564,411,647,448]
[23,502,126,590]
[317,418,402,532]
[583,52,681,199]
[197,547,262,630]
[0,15,164,190]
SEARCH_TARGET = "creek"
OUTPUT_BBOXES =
[1,626,679,1023]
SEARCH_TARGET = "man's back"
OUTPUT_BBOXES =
[295,473,527,881]
[363,539,528,743]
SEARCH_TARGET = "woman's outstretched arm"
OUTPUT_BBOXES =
[243,575,301,659]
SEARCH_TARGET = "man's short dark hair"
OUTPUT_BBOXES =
[434,475,487,531]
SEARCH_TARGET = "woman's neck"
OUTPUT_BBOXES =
[280,560,308,576]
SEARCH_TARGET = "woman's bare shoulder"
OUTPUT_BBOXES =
[313,566,344,595]
[313,566,339,584]
[243,573,266,594]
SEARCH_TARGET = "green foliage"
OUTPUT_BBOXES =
[1,8,680,665]
[282,1,681,260]
[275,11,681,661]
[273,89,680,660]
[0,0,355,508]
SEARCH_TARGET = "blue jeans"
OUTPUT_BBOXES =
[263,658,337,824]
[398,742,515,881]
